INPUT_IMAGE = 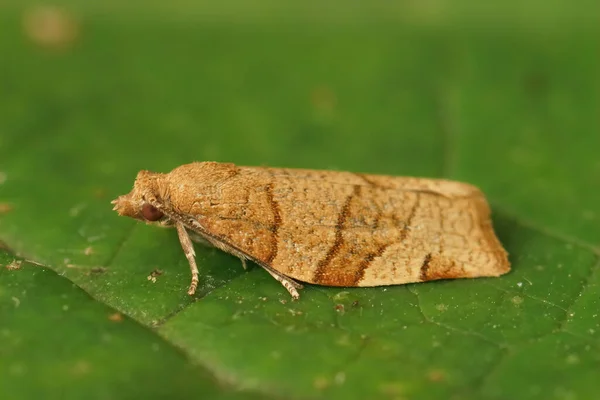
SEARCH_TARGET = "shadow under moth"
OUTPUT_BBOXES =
[112,162,510,299]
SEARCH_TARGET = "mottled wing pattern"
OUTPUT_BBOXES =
[175,166,509,287]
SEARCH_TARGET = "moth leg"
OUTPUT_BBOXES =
[264,269,302,300]
[258,263,303,289]
[240,258,248,270]
[175,222,199,296]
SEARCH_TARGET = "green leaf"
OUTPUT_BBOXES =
[1,1,599,399]
[0,256,272,400]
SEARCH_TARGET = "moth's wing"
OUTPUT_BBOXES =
[187,167,509,287]
[269,168,509,286]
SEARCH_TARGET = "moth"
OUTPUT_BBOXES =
[112,162,510,299]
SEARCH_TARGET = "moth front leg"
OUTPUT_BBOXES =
[175,222,199,295]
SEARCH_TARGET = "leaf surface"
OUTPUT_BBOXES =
[1,2,599,399]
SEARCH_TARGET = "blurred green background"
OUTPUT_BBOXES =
[1,1,599,399]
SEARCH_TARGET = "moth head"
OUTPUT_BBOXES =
[111,170,170,225]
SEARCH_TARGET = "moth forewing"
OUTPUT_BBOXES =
[112,161,510,299]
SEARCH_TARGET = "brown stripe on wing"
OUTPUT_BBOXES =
[399,192,420,241]
[419,254,465,281]
[264,182,282,264]
[312,185,393,287]
[312,185,360,284]
[354,172,386,188]
[352,243,390,285]
[419,253,432,280]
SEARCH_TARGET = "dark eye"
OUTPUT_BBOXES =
[141,203,164,221]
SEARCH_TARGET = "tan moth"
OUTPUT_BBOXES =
[112,162,510,299]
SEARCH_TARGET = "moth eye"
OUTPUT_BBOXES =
[141,203,164,221]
